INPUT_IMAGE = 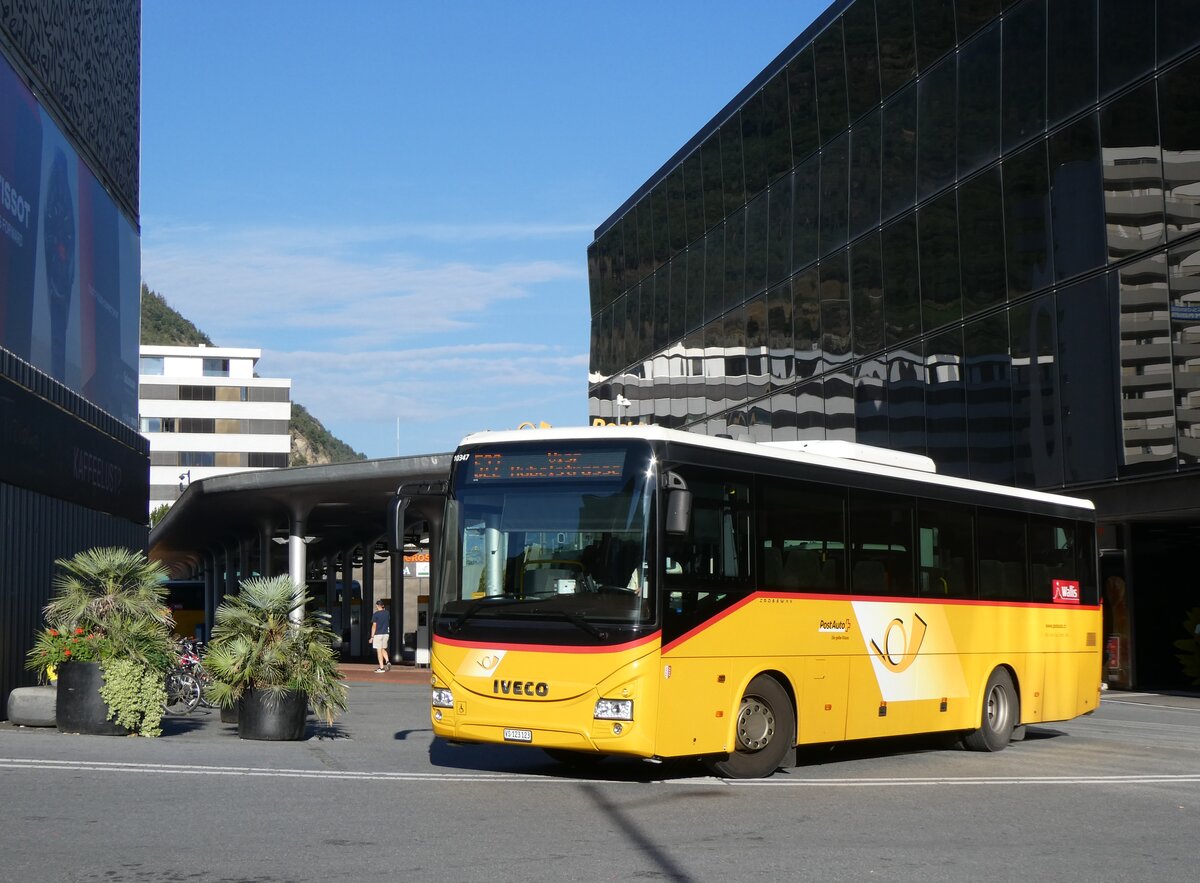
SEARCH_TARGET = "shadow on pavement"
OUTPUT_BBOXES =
[425,725,1070,781]
[311,722,352,740]
[427,737,709,781]
[392,727,432,741]
[158,708,224,736]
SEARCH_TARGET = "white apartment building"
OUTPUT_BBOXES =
[139,345,291,511]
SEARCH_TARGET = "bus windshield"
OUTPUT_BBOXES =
[433,441,657,643]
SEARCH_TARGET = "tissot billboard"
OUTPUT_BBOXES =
[0,51,139,428]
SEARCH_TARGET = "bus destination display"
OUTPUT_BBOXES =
[468,450,626,482]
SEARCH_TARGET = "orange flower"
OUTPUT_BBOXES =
[74,627,85,635]
[63,649,72,656]
[49,629,59,637]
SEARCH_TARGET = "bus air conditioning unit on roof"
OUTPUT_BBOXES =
[759,440,937,474]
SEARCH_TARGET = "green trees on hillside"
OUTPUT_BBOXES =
[290,404,365,464]
[140,283,213,346]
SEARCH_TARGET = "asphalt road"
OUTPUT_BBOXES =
[1,683,1197,883]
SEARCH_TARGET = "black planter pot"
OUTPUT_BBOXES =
[55,662,129,736]
[219,699,240,724]
[237,689,308,741]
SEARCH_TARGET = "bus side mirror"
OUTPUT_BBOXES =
[666,489,692,536]
[387,494,409,553]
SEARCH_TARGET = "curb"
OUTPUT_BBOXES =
[340,663,429,685]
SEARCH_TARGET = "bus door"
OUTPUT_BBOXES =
[656,471,751,758]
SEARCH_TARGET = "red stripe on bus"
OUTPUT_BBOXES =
[759,588,1101,611]
[435,631,661,655]
[662,590,1100,654]
[660,593,763,654]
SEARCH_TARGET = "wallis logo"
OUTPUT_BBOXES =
[869,612,928,673]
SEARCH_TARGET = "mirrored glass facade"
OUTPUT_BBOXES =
[588,0,1200,495]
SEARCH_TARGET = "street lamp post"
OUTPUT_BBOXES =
[615,394,631,426]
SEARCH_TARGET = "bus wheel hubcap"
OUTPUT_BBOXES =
[986,685,1008,731]
[736,696,775,751]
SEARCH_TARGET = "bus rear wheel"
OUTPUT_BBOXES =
[706,675,794,779]
[963,667,1018,752]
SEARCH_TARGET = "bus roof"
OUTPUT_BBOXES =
[457,426,1095,513]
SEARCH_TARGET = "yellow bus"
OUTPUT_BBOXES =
[424,426,1100,778]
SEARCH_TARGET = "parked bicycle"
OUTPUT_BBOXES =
[163,666,201,714]
[162,638,208,714]
[178,637,218,708]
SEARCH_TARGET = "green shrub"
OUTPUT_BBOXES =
[26,547,177,736]
[205,575,347,725]
[100,658,169,737]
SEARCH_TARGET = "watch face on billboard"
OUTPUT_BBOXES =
[42,147,75,382]
[0,50,140,427]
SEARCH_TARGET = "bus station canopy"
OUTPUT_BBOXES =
[149,453,452,581]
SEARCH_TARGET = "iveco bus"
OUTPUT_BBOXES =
[422,426,1100,778]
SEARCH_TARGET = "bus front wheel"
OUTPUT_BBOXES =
[706,675,795,779]
[962,667,1018,752]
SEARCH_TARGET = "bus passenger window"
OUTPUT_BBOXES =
[848,490,914,596]
[756,478,846,593]
[917,502,975,599]
[1075,521,1098,605]
[977,512,1027,601]
[1029,517,1077,603]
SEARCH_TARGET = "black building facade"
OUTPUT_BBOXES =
[0,2,147,712]
[588,0,1200,689]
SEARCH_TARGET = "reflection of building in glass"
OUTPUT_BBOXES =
[1118,254,1174,469]
[139,346,292,511]
[587,1,1200,690]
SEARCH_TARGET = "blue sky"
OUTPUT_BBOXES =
[140,1,825,458]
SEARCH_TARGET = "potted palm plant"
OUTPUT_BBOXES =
[204,575,347,740]
[25,547,176,737]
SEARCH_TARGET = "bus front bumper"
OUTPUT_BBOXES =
[430,681,654,758]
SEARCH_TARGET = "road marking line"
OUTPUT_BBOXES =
[2,758,1199,787]
[725,774,1200,787]
[0,758,590,784]
[1101,698,1200,714]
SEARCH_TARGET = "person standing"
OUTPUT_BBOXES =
[369,600,391,672]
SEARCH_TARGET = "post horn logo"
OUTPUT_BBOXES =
[869,613,928,673]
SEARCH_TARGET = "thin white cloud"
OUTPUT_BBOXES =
[141,221,586,347]
[269,346,589,436]
[144,218,594,247]
[268,345,586,396]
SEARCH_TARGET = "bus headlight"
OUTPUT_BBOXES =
[594,699,633,721]
[432,687,454,708]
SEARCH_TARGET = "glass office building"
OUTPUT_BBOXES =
[587,0,1200,689]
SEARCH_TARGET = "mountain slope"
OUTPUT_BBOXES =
[140,284,213,347]
[290,403,365,466]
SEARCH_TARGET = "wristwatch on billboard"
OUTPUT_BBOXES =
[43,148,75,382]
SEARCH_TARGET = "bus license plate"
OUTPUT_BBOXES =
[503,728,533,743]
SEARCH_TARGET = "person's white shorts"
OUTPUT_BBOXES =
[371,634,389,650]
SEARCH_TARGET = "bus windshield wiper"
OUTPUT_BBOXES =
[448,595,540,633]
[448,596,607,640]
[535,608,608,641]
